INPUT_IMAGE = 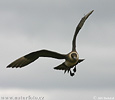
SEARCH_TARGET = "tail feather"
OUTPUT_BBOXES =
[54,63,69,70]
[77,59,85,64]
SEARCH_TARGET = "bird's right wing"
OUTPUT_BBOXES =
[72,10,94,51]
[7,49,66,68]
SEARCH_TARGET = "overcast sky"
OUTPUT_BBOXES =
[0,0,115,100]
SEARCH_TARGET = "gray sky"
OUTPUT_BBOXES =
[0,0,115,100]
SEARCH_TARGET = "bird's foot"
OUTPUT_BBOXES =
[70,70,75,76]
[64,66,77,76]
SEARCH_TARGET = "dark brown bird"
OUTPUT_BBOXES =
[7,10,94,76]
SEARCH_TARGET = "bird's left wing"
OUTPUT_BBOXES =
[7,49,66,68]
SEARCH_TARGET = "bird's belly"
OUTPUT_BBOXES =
[65,60,77,67]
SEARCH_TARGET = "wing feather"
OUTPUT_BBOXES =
[7,49,66,68]
[72,10,94,51]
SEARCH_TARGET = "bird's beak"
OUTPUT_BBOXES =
[73,56,77,60]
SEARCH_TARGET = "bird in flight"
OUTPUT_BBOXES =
[7,10,94,76]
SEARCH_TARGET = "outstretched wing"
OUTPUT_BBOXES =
[7,49,66,68]
[72,10,94,51]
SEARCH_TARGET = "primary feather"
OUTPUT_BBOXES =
[7,50,66,68]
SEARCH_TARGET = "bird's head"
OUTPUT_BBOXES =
[68,52,79,62]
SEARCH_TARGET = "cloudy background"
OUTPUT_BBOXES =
[0,0,115,100]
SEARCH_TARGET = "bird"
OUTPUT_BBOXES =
[7,10,94,76]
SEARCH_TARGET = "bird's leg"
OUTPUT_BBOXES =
[64,68,75,76]
[73,65,76,72]
[64,70,67,74]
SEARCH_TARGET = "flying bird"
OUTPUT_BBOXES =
[7,10,94,76]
